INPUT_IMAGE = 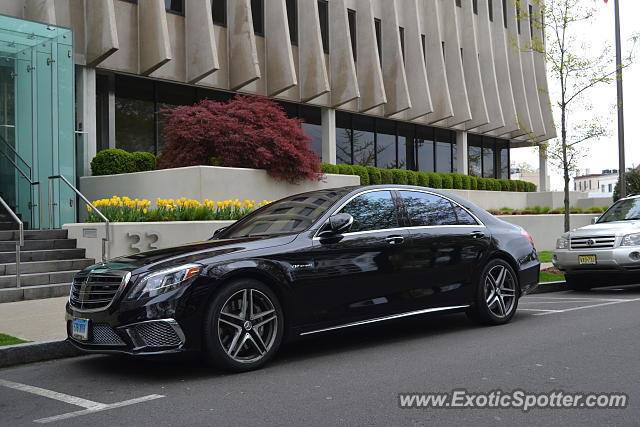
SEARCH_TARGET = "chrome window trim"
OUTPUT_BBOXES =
[299,304,470,335]
[312,187,485,239]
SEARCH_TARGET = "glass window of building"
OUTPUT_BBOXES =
[473,0,478,15]
[286,0,297,44]
[374,18,382,64]
[468,134,482,177]
[376,119,397,169]
[502,0,508,28]
[348,9,357,61]
[452,141,457,172]
[114,75,155,154]
[299,105,322,159]
[489,0,493,21]
[435,129,453,173]
[399,26,405,63]
[397,122,413,170]
[212,0,227,26]
[352,115,376,167]
[414,126,434,173]
[318,0,329,53]
[482,137,495,178]
[165,0,184,14]
[496,139,509,179]
[96,74,111,153]
[156,82,196,152]
[336,112,352,165]
[251,0,264,35]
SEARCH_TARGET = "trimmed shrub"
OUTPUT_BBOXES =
[351,165,370,185]
[469,176,478,190]
[380,169,394,184]
[428,172,442,189]
[321,162,339,174]
[391,169,409,185]
[406,170,418,185]
[461,174,471,190]
[417,172,430,188]
[439,173,453,189]
[526,182,537,192]
[452,174,464,189]
[91,149,137,176]
[499,179,511,192]
[366,166,382,185]
[476,177,487,190]
[516,180,526,192]
[508,180,518,192]
[337,164,354,176]
[132,152,156,172]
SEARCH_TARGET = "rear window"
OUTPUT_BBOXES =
[399,191,477,226]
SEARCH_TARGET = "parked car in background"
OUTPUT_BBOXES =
[66,185,539,372]
[553,194,640,290]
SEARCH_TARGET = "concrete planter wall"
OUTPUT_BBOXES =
[63,221,234,262]
[64,214,598,262]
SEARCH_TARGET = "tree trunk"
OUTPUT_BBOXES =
[561,107,570,232]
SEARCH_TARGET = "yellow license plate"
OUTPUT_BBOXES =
[578,255,597,265]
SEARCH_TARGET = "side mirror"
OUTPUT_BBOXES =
[211,226,228,240]
[318,213,354,238]
[591,216,599,224]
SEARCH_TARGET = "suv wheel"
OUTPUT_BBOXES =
[203,279,284,372]
[467,259,520,325]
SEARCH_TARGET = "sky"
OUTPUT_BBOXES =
[509,0,640,190]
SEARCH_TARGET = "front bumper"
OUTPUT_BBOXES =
[553,246,640,273]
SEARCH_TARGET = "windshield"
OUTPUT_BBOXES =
[597,198,640,223]
[218,188,353,238]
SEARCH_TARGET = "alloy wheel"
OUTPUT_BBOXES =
[484,264,517,319]
[217,289,278,364]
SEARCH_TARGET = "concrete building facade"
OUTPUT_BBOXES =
[0,0,556,225]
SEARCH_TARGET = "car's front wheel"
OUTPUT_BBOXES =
[467,259,519,325]
[203,279,284,372]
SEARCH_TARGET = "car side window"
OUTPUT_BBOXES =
[453,205,478,225]
[338,191,399,232]
[399,191,462,226]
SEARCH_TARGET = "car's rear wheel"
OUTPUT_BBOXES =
[203,279,283,372]
[467,259,519,325]
[565,274,593,291]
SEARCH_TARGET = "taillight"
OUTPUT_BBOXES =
[520,228,535,248]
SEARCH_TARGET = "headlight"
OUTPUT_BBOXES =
[621,233,640,247]
[556,237,569,249]
[127,264,202,300]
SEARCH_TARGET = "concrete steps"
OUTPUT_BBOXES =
[0,211,95,302]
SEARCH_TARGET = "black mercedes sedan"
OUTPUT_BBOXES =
[66,185,539,372]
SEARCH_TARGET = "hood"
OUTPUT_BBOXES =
[569,220,640,237]
[79,234,297,275]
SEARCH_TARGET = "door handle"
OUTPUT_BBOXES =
[471,231,485,239]
[385,235,405,245]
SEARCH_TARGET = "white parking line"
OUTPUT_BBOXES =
[0,378,164,424]
[519,297,640,316]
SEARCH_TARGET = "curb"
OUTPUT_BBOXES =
[531,280,567,294]
[0,339,82,369]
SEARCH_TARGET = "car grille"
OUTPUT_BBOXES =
[69,272,128,311]
[91,324,125,345]
[133,321,183,348]
[570,236,616,249]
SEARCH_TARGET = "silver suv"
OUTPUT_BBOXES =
[553,195,640,290]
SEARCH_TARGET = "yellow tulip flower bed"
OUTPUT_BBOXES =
[86,196,270,222]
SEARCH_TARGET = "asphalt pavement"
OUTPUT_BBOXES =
[2,286,640,426]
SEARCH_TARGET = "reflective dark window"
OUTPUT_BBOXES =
[489,0,493,21]
[468,134,482,177]
[473,0,478,15]
[421,34,426,63]
[397,122,413,170]
[165,0,184,14]
[115,76,155,154]
[399,26,405,63]
[336,112,353,165]
[414,126,434,172]
[435,129,453,173]
[318,0,329,53]
[286,0,297,44]
[456,0,461,7]
[340,191,399,232]
[156,82,196,152]
[348,9,357,61]
[300,105,322,159]
[452,141,458,173]
[516,1,521,34]
[374,18,382,64]
[483,138,495,178]
[453,205,478,225]
[502,0,508,28]
[212,0,226,26]
[352,115,376,166]
[376,119,397,169]
[399,191,457,226]
[251,0,264,35]
[496,139,509,179]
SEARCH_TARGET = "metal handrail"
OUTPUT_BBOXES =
[0,133,31,178]
[48,175,110,262]
[0,149,43,230]
[0,196,23,288]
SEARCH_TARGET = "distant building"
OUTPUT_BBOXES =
[510,168,550,191]
[573,169,629,197]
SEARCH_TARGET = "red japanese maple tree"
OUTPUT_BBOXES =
[157,95,321,183]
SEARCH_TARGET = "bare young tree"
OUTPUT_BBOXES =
[521,0,636,231]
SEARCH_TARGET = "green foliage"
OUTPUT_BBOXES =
[351,165,370,185]
[469,176,478,190]
[337,164,354,175]
[0,333,29,346]
[508,180,518,192]
[427,173,442,188]
[439,173,453,189]
[406,170,418,185]
[380,169,394,184]
[613,169,640,201]
[451,174,464,189]
[132,152,156,172]
[91,149,138,176]
[366,166,382,185]
[391,169,409,185]
[321,162,339,174]
[516,180,526,192]
[460,175,471,190]
[416,172,430,188]
[499,179,511,192]
[476,177,487,190]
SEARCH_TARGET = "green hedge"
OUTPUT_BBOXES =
[320,163,536,192]
[91,149,157,176]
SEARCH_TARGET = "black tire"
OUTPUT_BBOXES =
[467,258,520,325]
[203,279,284,372]
[565,274,593,291]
